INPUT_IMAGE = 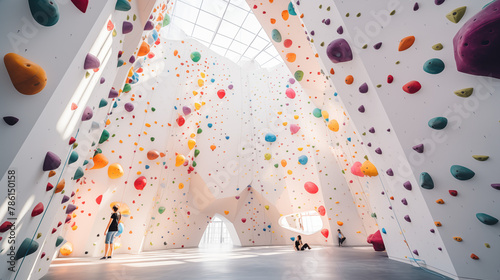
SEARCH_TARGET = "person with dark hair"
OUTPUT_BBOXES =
[101,204,121,260]
[337,229,346,247]
[294,235,311,251]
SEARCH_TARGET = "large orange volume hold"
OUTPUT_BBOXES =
[4,53,47,95]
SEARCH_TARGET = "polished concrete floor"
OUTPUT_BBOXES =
[42,246,449,280]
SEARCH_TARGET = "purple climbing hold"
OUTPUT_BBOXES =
[491,184,500,190]
[368,127,375,133]
[43,151,61,171]
[124,103,134,112]
[81,106,93,121]
[65,215,71,223]
[326,38,353,63]
[438,247,442,251]
[144,20,154,30]
[413,250,419,256]
[404,215,411,222]
[373,42,382,50]
[401,198,408,205]
[100,77,105,84]
[358,105,365,113]
[375,147,382,154]
[453,1,500,79]
[413,2,419,11]
[435,0,445,5]
[325,18,331,25]
[228,84,234,89]
[84,53,100,70]
[3,116,19,126]
[310,30,315,36]
[129,56,136,64]
[430,229,435,233]
[66,204,77,214]
[389,206,392,210]
[387,128,391,132]
[337,26,343,34]
[109,88,119,98]
[359,83,369,93]
[412,144,424,153]
[122,21,133,34]
[403,181,412,191]
[61,195,70,204]
[367,142,372,147]
[386,169,394,176]
[182,106,191,115]
[381,191,385,195]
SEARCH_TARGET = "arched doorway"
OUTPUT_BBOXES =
[199,214,241,247]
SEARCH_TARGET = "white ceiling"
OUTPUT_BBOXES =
[170,0,283,68]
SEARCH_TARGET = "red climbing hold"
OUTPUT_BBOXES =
[71,0,89,13]
[176,115,185,127]
[321,228,329,238]
[96,195,103,205]
[387,75,394,84]
[402,80,421,94]
[31,202,44,217]
[217,89,226,99]
[318,205,326,216]
[449,190,458,196]
[0,221,13,233]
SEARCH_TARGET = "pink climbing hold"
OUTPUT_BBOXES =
[412,144,424,153]
[285,88,296,99]
[84,53,100,70]
[290,124,300,135]
[43,151,61,171]
[351,161,364,177]
[453,0,500,79]
[31,202,44,217]
[367,230,385,251]
[81,106,93,121]
[402,80,421,94]
[304,181,319,194]
[326,38,353,63]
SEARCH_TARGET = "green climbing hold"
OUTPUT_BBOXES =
[274,164,279,168]
[371,213,377,218]
[472,155,489,161]
[158,207,165,214]
[432,43,443,50]
[485,243,491,248]
[115,0,131,11]
[423,58,445,74]
[192,161,197,167]
[271,29,282,43]
[454,88,473,97]
[197,128,202,134]
[99,129,110,144]
[83,159,89,165]
[163,14,171,26]
[194,149,200,157]
[390,10,396,15]
[68,151,79,165]
[117,59,124,67]
[428,117,448,130]
[450,165,475,180]
[446,6,467,23]
[420,172,434,189]
[123,83,132,93]
[15,238,39,260]
[294,70,304,81]
[37,233,42,239]
[476,213,498,225]
[190,51,201,62]
[29,0,59,27]
[73,167,84,180]
[56,236,64,247]
[99,98,108,108]
[312,108,322,118]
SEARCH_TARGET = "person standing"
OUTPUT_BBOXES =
[337,229,346,247]
[101,204,121,260]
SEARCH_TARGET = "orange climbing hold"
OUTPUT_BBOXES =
[4,53,47,95]
[435,221,442,227]
[470,254,479,260]
[286,53,296,62]
[282,10,289,20]
[398,36,415,51]
[210,145,216,151]
[436,199,445,204]
[345,75,354,85]
[91,153,109,170]
[137,41,150,56]
[453,236,463,242]
[55,179,65,193]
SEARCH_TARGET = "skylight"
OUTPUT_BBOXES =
[171,0,284,68]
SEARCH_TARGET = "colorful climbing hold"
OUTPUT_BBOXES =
[4,53,47,95]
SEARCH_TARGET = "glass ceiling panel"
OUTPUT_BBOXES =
[171,0,284,68]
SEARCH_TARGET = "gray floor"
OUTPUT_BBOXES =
[41,246,450,280]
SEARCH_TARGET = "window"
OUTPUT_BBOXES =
[199,215,234,246]
[279,211,323,235]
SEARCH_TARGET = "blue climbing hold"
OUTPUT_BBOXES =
[423,58,445,74]
[116,0,131,11]
[420,172,434,189]
[298,155,308,165]
[476,213,498,225]
[450,165,475,180]
[428,117,448,130]
[29,0,59,26]
[381,228,386,234]
[265,133,277,142]
[288,2,297,16]
[271,29,282,43]
[208,123,213,128]
[313,108,322,118]
[15,238,39,260]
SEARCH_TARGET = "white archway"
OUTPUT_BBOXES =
[199,213,241,247]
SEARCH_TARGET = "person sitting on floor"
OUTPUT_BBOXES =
[338,229,346,247]
[294,235,311,251]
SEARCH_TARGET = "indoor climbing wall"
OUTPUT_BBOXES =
[292,0,499,279]
[0,1,171,279]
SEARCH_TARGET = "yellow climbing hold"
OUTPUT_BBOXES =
[361,160,378,177]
